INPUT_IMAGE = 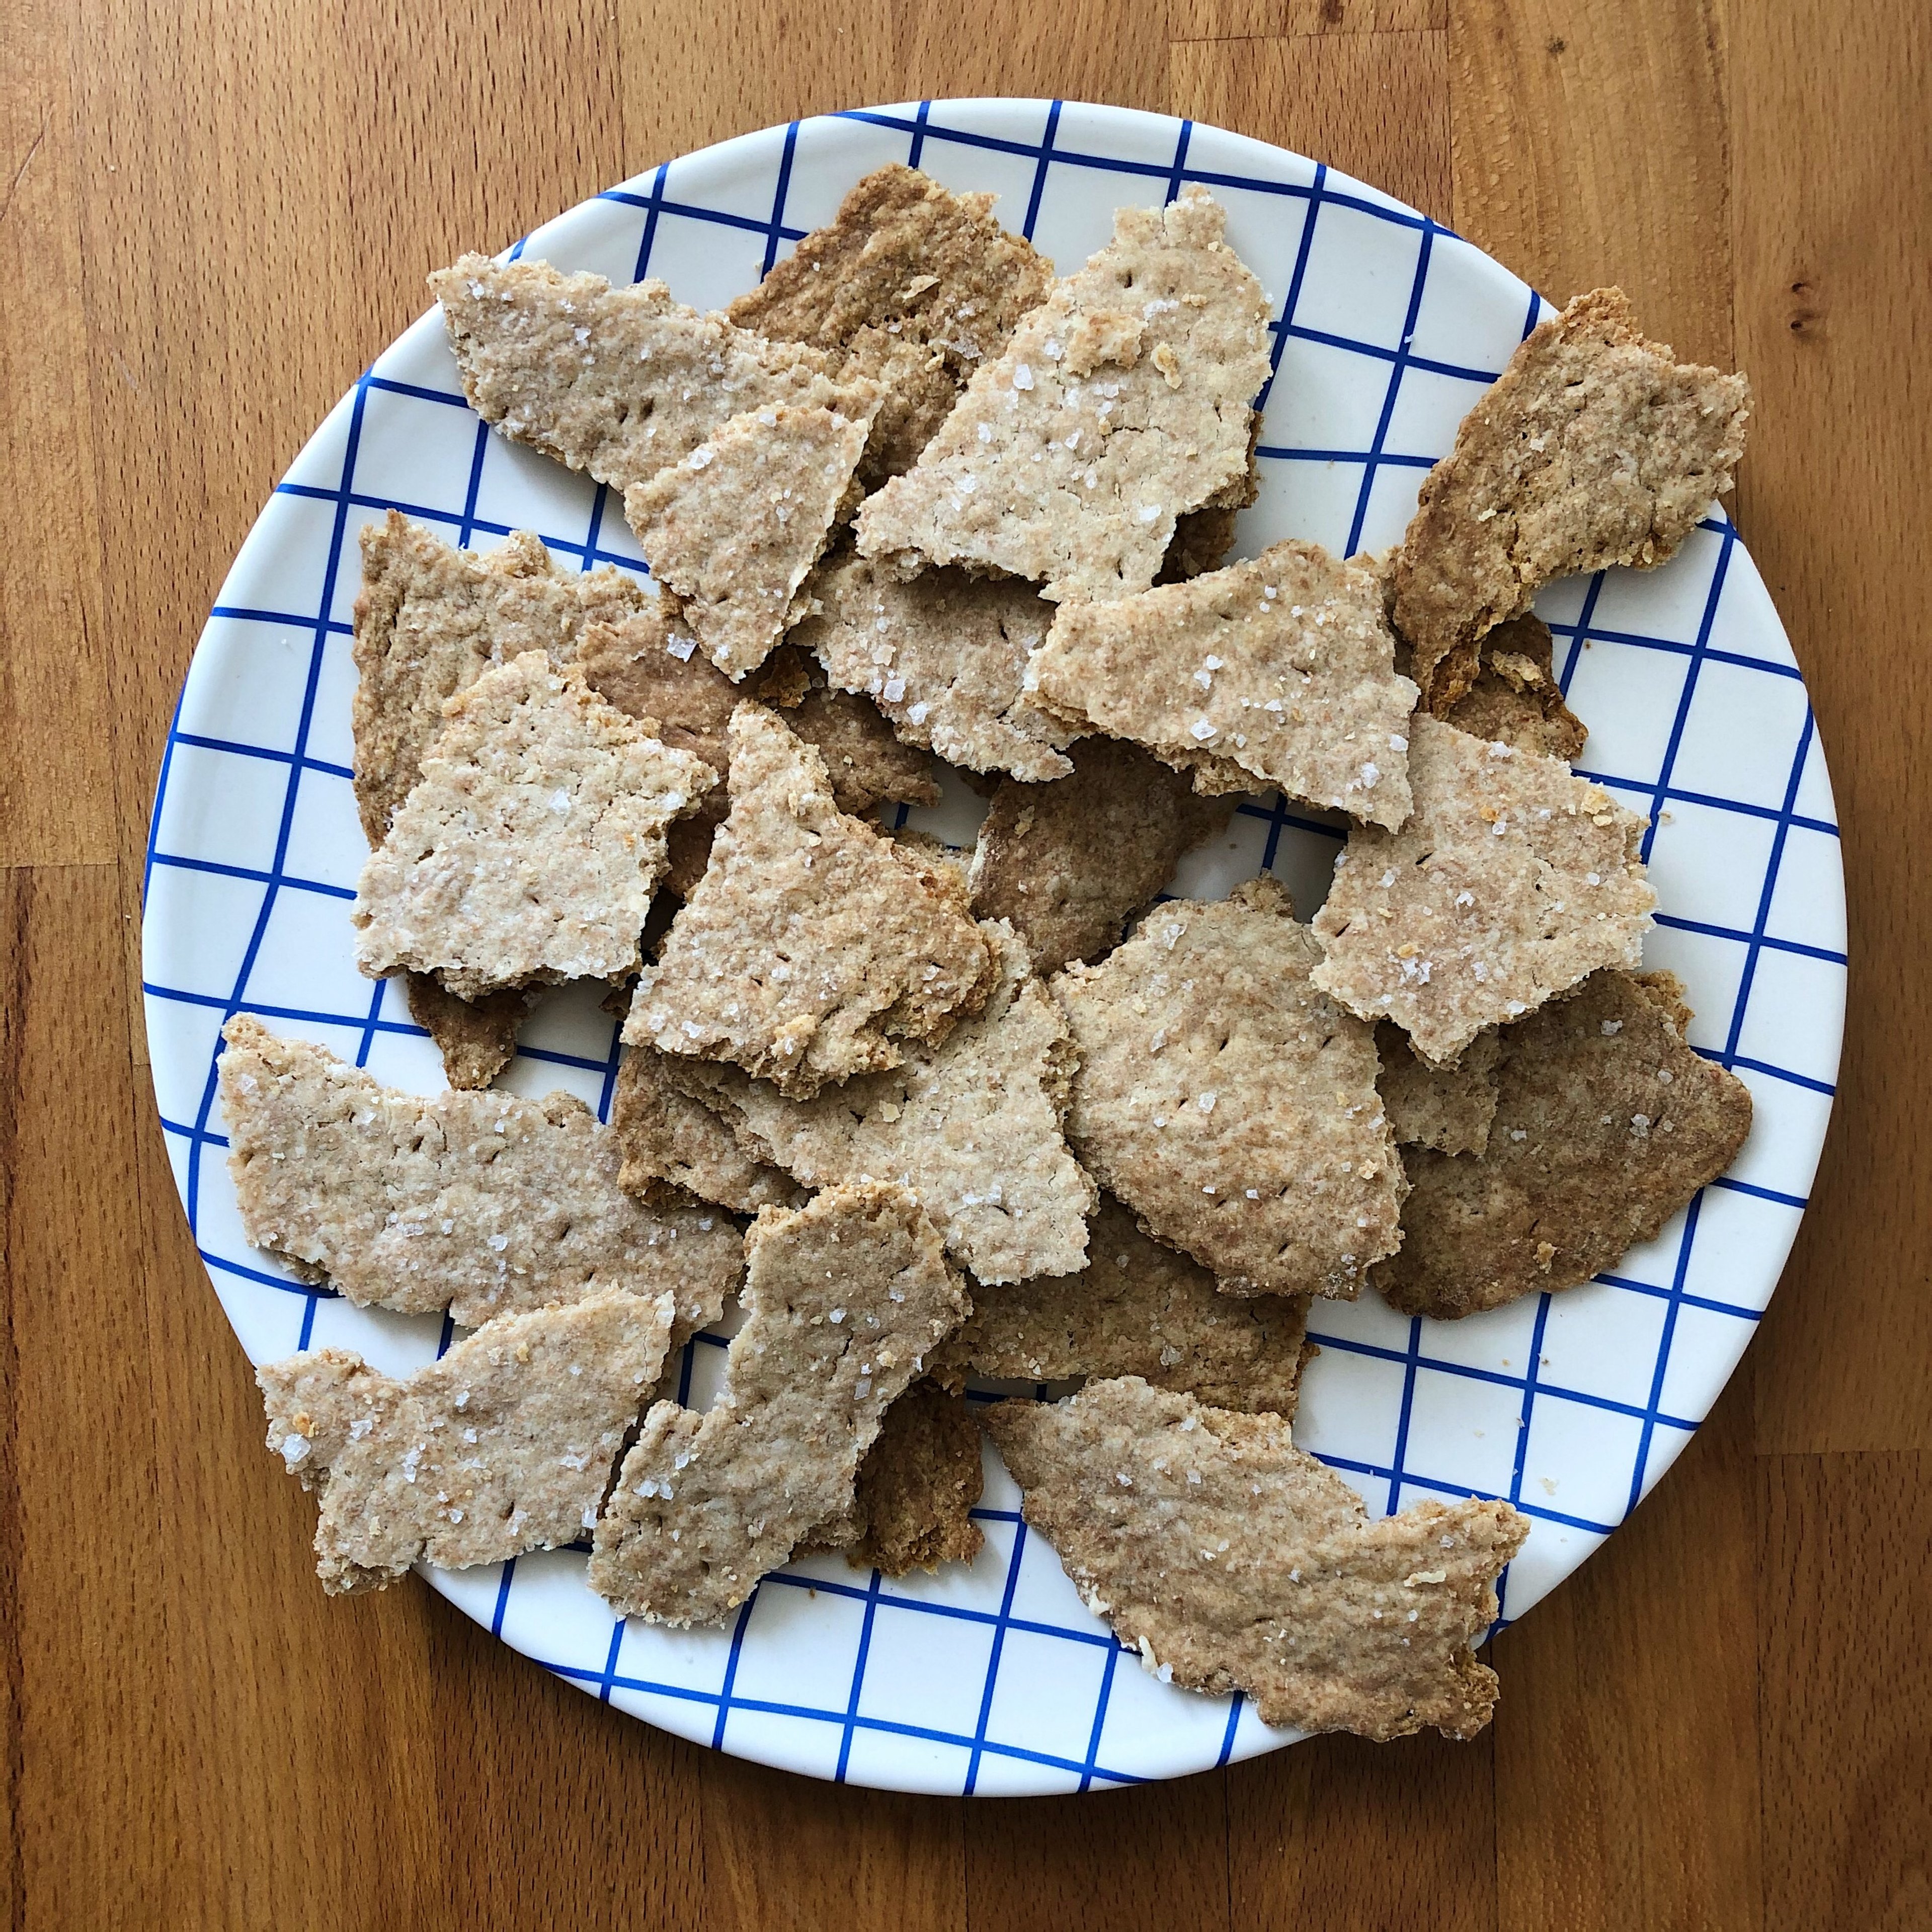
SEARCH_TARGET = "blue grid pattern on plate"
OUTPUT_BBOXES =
[142,99,1844,1796]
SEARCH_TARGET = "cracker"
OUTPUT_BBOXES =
[1431,613,1587,762]
[667,919,1095,1284]
[856,187,1273,603]
[259,1289,675,1594]
[1310,715,1656,1067]
[982,1377,1528,1740]
[622,395,877,682]
[624,704,994,1099]
[1376,969,1753,1317]
[792,553,1076,782]
[218,1015,742,1331]
[1158,505,1240,584]
[727,164,1055,484]
[967,739,1234,975]
[1378,1022,1501,1157]
[940,1194,1312,1417]
[401,974,532,1091]
[1392,287,1751,706]
[588,1182,969,1624]
[1026,541,1418,829]
[353,653,715,999]
[833,1381,986,1577]
[1052,879,1403,1298]
[787,684,942,812]
[432,254,838,491]
[610,1043,803,1214]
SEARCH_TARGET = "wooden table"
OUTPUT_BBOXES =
[4,3,1926,1924]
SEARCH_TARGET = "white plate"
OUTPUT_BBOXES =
[143,98,1845,1794]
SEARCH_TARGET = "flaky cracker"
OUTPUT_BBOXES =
[982,1377,1528,1740]
[625,705,993,1099]
[856,187,1272,603]
[1053,879,1403,1298]
[1378,1022,1501,1157]
[353,653,714,999]
[666,919,1095,1284]
[1310,715,1655,1067]
[940,1195,1311,1417]
[1376,970,1752,1317]
[1433,613,1587,762]
[791,553,1076,781]
[589,1183,969,1624]
[967,739,1233,975]
[1392,287,1751,706]
[1028,540,1418,827]
[432,254,837,491]
[623,394,876,681]
[218,1016,741,1332]
[401,974,532,1091]
[837,1381,986,1577]
[260,1289,675,1594]
[610,1043,803,1214]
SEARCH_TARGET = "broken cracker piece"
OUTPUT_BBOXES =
[983,1377,1528,1740]
[1378,1022,1501,1157]
[259,1289,675,1594]
[827,1381,986,1577]
[1392,287,1751,707]
[791,552,1076,782]
[856,186,1272,603]
[623,392,877,682]
[940,1194,1312,1417]
[625,704,993,1099]
[1029,540,1418,828]
[610,1043,803,1215]
[1158,504,1241,584]
[1310,714,1656,1067]
[353,653,714,1000]
[218,1015,742,1332]
[1053,879,1403,1298]
[968,738,1234,976]
[1376,969,1752,1318]
[665,919,1094,1284]
[786,682,942,813]
[401,974,532,1092]
[1432,612,1587,761]
[589,1182,969,1624]
[432,254,837,491]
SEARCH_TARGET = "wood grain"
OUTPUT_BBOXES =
[1,2,1924,1926]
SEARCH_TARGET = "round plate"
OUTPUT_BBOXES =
[143,99,1845,1794]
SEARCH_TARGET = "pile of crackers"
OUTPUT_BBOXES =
[221,167,1755,1744]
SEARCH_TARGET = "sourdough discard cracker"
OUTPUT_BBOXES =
[1377,1023,1501,1157]
[1392,287,1751,706]
[610,1043,803,1214]
[1053,880,1402,1298]
[727,164,1055,484]
[1433,613,1587,762]
[667,920,1094,1284]
[353,653,714,1000]
[834,1381,986,1577]
[589,1183,969,1624]
[432,255,837,491]
[1376,970,1752,1317]
[623,395,877,681]
[968,740,1234,976]
[940,1195,1312,1417]
[218,1016,741,1332]
[259,1289,675,1594]
[625,705,993,1099]
[1310,715,1655,1067]
[1028,540,1418,826]
[792,554,1076,782]
[401,974,532,1092]
[983,1378,1528,1740]
[856,188,1273,603]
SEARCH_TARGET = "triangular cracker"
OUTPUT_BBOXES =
[1392,287,1751,707]
[1052,879,1404,1298]
[663,919,1096,1284]
[589,1182,969,1624]
[1027,540,1419,827]
[624,704,994,1098]
[791,553,1076,781]
[982,1377,1529,1740]
[967,739,1234,975]
[856,186,1273,603]
[259,1289,675,1594]
[1310,715,1656,1067]
[218,1016,742,1333]
[353,653,714,999]
[431,254,837,490]
[1376,970,1752,1317]
[400,973,532,1092]
[622,394,877,681]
